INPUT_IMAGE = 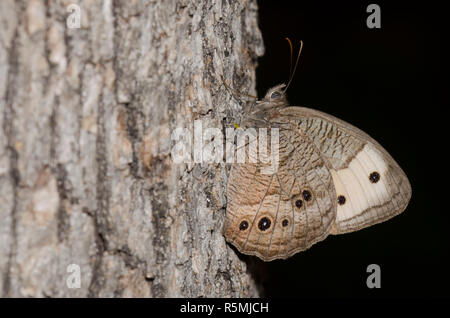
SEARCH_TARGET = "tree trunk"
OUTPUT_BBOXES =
[0,0,264,297]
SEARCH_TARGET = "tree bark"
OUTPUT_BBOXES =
[0,0,264,297]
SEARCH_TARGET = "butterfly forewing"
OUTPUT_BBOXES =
[280,107,412,234]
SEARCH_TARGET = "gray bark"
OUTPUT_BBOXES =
[0,0,264,297]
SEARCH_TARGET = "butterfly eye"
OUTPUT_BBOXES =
[369,171,380,183]
[239,220,249,231]
[258,217,271,231]
[302,190,312,201]
[270,91,281,99]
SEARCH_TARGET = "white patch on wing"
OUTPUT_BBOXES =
[330,170,352,221]
[331,145,390,222]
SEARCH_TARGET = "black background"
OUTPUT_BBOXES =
[254,0,447,298]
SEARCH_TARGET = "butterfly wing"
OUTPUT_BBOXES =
[279,107,412,234]
[224,122,337,261]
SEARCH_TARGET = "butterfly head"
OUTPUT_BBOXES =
[254,84,288,111]
[238,84,289,127]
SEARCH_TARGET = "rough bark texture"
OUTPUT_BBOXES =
[0,0,264,297]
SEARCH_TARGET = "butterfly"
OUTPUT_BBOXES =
[223,41,412,262]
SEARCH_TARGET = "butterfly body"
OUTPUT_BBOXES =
[224,84,411,261]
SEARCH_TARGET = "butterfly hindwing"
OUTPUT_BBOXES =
[224,121,336,261]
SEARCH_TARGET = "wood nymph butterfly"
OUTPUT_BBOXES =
[223,41,412,262]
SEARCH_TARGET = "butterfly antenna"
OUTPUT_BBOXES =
[284,40,303,92]
[285,37,294,79]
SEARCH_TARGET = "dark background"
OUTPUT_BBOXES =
[254,0,447,298]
